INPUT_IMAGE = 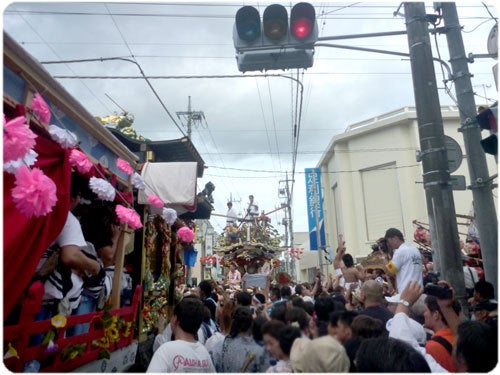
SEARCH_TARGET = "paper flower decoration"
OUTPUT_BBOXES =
[11,165,58,217]
[4,149,38,174]
[89,177,116,201]
[132,172,146,190]
[23,360,40,373]
[30,93,51,124]
[148,194,164,208]
[115,204,143,230]
[177,226,195,243]
[3,115,37,163]
[162,207,177,225]
[45,340,60,354]
[48,125,78,148]
[51,314,67,328]
[69,149,93,174]
[117,158,134,175]
[4,343,19,360]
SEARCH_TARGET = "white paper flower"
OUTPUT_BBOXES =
[48,125,78,148]
[132,172,146,190]
[3,149,38,174]
[162,207,177,225]
[89,177,116,201]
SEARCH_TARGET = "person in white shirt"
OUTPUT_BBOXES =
[226,202,238,227]
[384,227,423,297]
[148,296,215,372]
[228,263,242,288]
[247,195,259,220]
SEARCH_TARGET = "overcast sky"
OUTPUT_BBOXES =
[3,1,497,238]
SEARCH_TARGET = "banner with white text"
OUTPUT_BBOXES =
[305,168,326,250]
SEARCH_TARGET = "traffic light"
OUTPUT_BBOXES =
[477,102,498,155]
[233,3,318,72]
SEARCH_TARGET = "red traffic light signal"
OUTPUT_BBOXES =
[233,2,318,72]
[290,2,316,41]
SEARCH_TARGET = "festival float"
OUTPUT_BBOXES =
[214,210,285,286]
[3,32,143,372]
[3,32,210,372]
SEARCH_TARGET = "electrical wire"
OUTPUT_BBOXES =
[205,162,421,175]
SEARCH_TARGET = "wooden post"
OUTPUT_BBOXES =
[138,208,149,341]
[110,224,131,309]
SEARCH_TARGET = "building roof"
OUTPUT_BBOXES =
[108,128,205,177]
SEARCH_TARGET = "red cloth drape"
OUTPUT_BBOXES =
[3,127,71,318]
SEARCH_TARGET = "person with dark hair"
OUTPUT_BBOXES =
[469,279,495,307]
[226,202,238,227]
[343,315,385,371]
[228,262,242,288]
[198,279,217,323]
[313,294,335,338]
[472,299,498,331]
[333,235,364,303]
[279,285,292,301]
[384,227,423,296]
[453,320,497,372]
[285,306,311,339]
[205,300,235,356]
[355,336,431,372]
[269,301,287,324]
[147,297,215,372]
[262,320,301,373]
[267,286,282,316]
[335,310,359,344]
[235,290,252,307]
[211,306,268,372]
[423,295,460,371]
[67,204,127,336]
[30,173,102,343]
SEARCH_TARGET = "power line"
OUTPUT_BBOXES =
[204,162,422,175]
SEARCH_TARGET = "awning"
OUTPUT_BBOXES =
[138,162,197,215]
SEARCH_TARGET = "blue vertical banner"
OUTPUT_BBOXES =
[305,168,326,250]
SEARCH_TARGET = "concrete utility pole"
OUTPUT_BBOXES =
[176,96,205,139]
[280,174,295,280]
[439,3,498,295]
[404,3,466,303]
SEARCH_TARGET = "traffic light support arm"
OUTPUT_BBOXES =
[317,29,408,41]
[314,43,452,79]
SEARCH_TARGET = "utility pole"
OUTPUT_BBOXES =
[439,2,498,295]
[176,96,205,139]
[280,174,295,280]
[404,3,466,305]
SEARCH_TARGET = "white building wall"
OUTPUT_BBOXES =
[318,106,497,260]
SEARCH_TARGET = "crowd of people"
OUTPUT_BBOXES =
[143,227,498,372]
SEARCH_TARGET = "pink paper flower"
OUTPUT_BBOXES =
[3,116,37,163]
[115,205,143,230]
[117,158,133,175]
[30,93,51,124]
[148,194,164,208]
[11,165,57,217]
[69,149,93,174]
[177,226,195,243]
